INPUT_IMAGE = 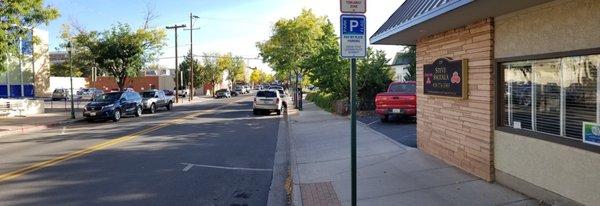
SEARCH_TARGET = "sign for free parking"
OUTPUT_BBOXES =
[340,14,366,58]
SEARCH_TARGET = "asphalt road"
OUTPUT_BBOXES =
[358,115,417,148]
[0,93,283,206]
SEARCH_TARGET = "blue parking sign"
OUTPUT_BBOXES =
[340,14,366,58]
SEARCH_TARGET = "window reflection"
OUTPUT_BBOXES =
[563,56,598,139]
[534,59,561,135]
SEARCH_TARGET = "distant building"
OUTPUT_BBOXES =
[0,29,50,98]
[390,52,412,81]
[49,51,68,65]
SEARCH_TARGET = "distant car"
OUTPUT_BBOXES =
[77,88,104,100]
[235,85,245,94]
[52,88,71,101]
[253,90,283,115]
[243,85,251,93]
[375,81,417,122]
[215,89,231,98]
[163,89,174,96]
[140,90,174,113]
[83,91,143,122]
[175,86,189,97]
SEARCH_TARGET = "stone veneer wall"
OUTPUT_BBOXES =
[416,18,495,181]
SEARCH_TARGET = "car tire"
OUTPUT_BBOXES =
[381,115,389,123]
[86,118,94,123]
[150,103,156,114]
[166,101,173,111]
[276,110,281,115]
[135,106,142,117]
[253,109,259,115]
[112,110,121,122]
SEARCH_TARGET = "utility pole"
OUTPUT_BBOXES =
[166,24,186,103]
[188,13,200,101]
[67,41,75,119]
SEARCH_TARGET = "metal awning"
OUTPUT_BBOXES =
[370,0,552,45]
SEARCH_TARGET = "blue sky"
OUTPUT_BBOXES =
[42,0,405,71]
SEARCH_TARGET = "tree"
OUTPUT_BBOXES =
[399,46,416,81]
[179,51,201,88]
[357,48,394,110]
[250,69,261,85]
[257,9,328,105]
[306,19,350,99]
[0,0,59,72]
[50,63,82,77]
[201,53,224,95]
[230,56,246,84]
[70,23,166,89]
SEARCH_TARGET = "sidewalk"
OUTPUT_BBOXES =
[0,96,213,137]
[288,102,537,206]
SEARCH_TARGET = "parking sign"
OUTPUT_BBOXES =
[340,14,366,58]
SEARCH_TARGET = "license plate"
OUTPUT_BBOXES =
[89,112,96,116]
[392,109,402,114]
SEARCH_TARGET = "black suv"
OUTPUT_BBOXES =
[83,91,143,122]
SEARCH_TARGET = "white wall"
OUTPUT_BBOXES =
[48,76,87,94]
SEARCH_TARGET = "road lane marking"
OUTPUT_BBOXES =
[0,96,254,183]
[180,162,272,172]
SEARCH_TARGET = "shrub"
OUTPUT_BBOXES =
[305,92,334,113]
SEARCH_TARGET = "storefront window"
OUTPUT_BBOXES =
[502,54,600,140]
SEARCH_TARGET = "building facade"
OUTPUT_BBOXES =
[372,0,600,205]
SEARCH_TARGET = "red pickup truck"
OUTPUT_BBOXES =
[375,81,417,122]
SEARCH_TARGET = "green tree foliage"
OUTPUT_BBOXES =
[201,53,224,93]
[306,19,349,100]
[256,9,326,87]
[357,48,394,110]
[0,0,59,72]
[250,69,274,85]
[69,23,166,89]
[50,63,83,77]
[399,46,416,81]
[178,51,202,88]
[231,56,246,84]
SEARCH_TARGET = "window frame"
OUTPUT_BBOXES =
[495,47,600,154]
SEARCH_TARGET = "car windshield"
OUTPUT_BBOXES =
[140,92,156,98]
[257,91,276,97]
[216,89,228,93]
[278,90,285,96]
[94,93,122,102]
[388,83,416,93]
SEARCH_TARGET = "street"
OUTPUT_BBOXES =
[358,116,416,148]
[0,94,283,206]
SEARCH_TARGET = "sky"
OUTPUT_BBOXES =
[42,0,406,72]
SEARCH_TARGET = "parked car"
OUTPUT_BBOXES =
[375,81,417,122]
[77,88,104,100]
[163,89,174,96]
[235,85,245,94]
[175,86,189,97]
[243,85,251,93]
[253,90,283,115]
[140,90,174,113]
[275,88,288,108]
[215,89,232,98]
[83,91,143,122]
[52,88,71,101]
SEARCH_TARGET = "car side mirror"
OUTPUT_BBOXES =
[155,95,159,98]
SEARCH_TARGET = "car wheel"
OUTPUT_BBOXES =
[112,110,121,122]
[166,101,173,111]
[276,110,281,115]
[381,115,389,123]
[86,118,95,123]
[150,103,156,114]
[253,109,259,115]
[135,106,142,117]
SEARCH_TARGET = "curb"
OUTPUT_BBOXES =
[0,118,84,138]
[286,110,303,206]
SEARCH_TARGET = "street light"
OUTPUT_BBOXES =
[66,41,75,119]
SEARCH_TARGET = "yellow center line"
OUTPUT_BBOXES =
[0,97,251,183]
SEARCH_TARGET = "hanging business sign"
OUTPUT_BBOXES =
[582,122,600,146]
[340,14,366,58]
[340,0,366,13]
[423,57,468,98]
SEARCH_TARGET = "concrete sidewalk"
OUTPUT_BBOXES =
[0,96,213,137]
[289,102,537,206]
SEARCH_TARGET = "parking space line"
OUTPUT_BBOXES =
[180,162,272,172]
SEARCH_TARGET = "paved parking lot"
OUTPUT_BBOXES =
[357,115,416,148]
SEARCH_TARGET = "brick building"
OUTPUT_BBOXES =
[371,0,600,205]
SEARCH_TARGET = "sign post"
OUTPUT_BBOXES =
[340,1,366,204]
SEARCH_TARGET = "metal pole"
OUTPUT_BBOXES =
[166,24,186,103]
[350,58,357,206]
[68,43,75,119]
[31,29,36,98]
[189,13,194,101]
[18,37,24,98]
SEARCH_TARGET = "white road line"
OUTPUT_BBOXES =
[366,120,379,126]
[180,162,272,172]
